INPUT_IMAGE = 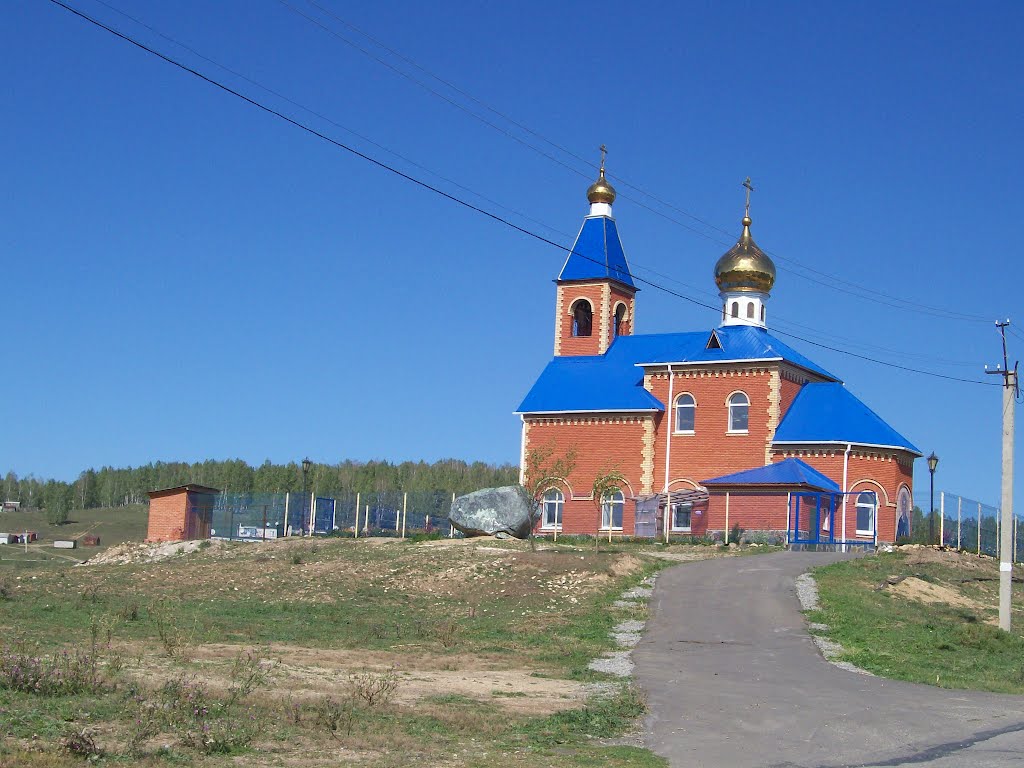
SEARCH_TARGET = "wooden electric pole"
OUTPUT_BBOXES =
[986,320,1018,632]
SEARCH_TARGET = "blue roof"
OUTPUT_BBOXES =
[517,326,837,414]
[557,216,635,288]
[634,325,838,380]
[701,458,840,491]
[773,382,921,455]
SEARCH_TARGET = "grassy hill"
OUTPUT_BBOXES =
[0,504,147,565]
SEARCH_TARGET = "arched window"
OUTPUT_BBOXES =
[674,393,695,433]
[571,300,592,337]
[856,492,876,535]
[542,488,563,530]
[613,303,627,336]
[731,301,739,318]
[746,302,755,319]
[760,304,765,322]
[728,392,749,433]
[601,490,624,530]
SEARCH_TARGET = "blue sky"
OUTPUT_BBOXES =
[3,0,1021,512]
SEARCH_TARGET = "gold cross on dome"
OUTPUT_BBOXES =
[599,144,608,173]
[743,177,754,217]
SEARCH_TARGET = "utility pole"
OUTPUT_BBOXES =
[986,320,1018,632]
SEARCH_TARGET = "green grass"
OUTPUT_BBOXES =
[809,552,1024,693]
[0,536,680,767]
[0,505,147,564]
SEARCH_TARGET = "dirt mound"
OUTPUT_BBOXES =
[83,539,225,566]
[889,576,980,610]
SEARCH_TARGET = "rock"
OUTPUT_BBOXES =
[449,486,534,538]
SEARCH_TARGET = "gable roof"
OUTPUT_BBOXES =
[557,216,635,288]
[516,327,837,415]
[773,382,921,455]
[633,325,838,381]
[701,458,840,491]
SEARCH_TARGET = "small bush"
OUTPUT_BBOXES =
[349,667,399,707]
[313,695,358,736]
[60,727,103,759]
[0,645,112,696]
[0,579,12,601]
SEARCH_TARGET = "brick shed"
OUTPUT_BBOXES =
[146,485,220,543]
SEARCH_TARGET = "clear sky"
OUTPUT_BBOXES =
[3,0,1021,512]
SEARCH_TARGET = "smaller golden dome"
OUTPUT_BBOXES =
[713,216,776,294]
[587,167,616,205]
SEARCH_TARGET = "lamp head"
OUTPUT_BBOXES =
[926,452,939,473]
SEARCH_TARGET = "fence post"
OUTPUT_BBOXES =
[285,492,290,536]
[978,502,982,555]
[450,492,456,538]
[1014,516,1019,563]
[940,491,945,546]
[364,504,369,534]
[957,496,962,550]
[664,490,671,544]
[996,508,1001,558]
[353,492,360,538]
[401,492,407,539]
[309,492,316,536]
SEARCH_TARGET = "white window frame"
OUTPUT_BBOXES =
[674,393,696,434]
[855,492,876,536]
[727,391,750,434]
[600,490,624,531]
[670,501,693,532]
[541,488,563,530]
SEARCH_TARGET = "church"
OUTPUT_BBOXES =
[516,161,919,545]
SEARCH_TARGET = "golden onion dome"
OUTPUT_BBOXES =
[713,216,776,294]
[587,167,616,205]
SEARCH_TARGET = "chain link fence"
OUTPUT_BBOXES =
[940,491,1022,562]
[192,490,465,542]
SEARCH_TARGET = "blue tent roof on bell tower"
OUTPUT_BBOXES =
[557,216,635,288]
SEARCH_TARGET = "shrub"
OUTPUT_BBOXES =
[349,667,399,707]
[60,727,103,759]
[0,645,112,696]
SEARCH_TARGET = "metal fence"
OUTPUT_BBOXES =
[193,489,465,542]
[940,491,1022,562]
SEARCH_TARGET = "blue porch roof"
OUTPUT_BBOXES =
[557,216,635,288]
[773,382,921,455]
[516,326,838,414]
[701,458,840,491]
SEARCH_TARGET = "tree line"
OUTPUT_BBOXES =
[2,458,519,523]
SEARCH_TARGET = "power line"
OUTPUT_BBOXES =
[82,0,984,372]
[282,0,993,325]
[46,0,999,388]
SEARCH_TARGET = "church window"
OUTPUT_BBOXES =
[856,492,876,535]
[571,299,592,337]
[760,305,765,322]
[601,490,624,530]
[671,502,692,531]
[613,303,627,336]
[542,488,563,530]
[731,302,739,318]
[674,393,695,433]
[727,392,749,433]
[746,302,755,319]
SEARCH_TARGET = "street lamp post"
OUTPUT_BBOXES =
[301,457,312,536]
[927,452,939,545]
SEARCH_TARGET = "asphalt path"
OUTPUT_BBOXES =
[633,551,1024,767]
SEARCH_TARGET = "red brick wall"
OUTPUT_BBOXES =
[146,491,187,542]
[706,491,791,533]
[525,416,646,535]
[770,449,917,543]
[649,368,774,487]
[556,284,605,357]
[606,285,636,350]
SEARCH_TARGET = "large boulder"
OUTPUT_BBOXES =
[449,486,534,538]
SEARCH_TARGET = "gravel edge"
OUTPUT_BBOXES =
[796,571,874,677]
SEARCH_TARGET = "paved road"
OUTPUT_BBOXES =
[633,551,1024,768]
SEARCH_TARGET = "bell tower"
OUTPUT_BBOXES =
[554,148,637,356]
